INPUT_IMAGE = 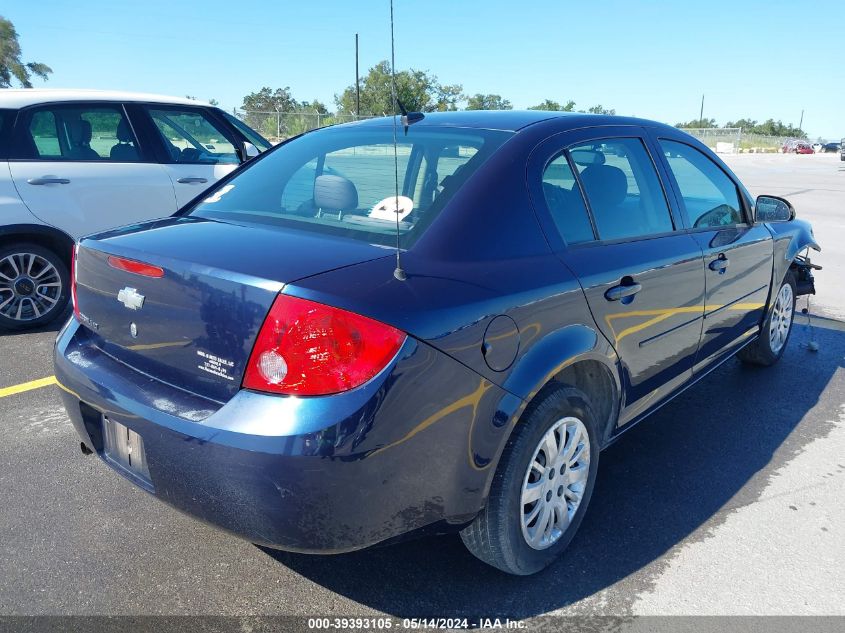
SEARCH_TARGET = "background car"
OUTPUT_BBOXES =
[0,89,271,330]
[56,111,820,576]
[821,141,840,153]
[811,142,823,152]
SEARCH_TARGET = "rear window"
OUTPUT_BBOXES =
[189,124,511,247]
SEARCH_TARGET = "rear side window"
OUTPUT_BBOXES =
[0,109,12,156]
[21,105,140,161]
[659,140,744,228]
[541,154,594,244]
[570,138,674,241]
[190,126,511,247]
[147,107,238,164]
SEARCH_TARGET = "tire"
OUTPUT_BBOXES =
[737,273,797,367]
[460,385,600,575]
[0,243,70,330]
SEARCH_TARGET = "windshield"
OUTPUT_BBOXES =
[189,123,512,247]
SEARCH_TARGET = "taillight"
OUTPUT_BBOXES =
[107,255,164,278]
[71,244,80,321]
[243,294,406,396]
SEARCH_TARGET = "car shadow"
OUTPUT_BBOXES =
[260,323,844,618]
[0,306,71,336]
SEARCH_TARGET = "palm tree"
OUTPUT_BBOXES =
[0,16,52,88]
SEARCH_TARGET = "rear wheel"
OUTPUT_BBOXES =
[737,273,796,366]
[0,243,69,330]
[460,385,600,575]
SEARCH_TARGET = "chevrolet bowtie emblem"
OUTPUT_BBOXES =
[117,287,145,310]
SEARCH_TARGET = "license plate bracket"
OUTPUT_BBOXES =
[102,415,152,486]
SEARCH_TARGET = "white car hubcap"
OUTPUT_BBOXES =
[520,416,590,550]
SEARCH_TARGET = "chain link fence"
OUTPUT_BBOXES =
[235,112,799,152]
[678,127,792,152]
[233,110,374,143]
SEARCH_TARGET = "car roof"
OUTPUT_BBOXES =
[348,110,677,133]
[0,89,207,109]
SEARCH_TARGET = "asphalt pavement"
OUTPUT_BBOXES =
[0,316,843,619]
[1,152,843,621]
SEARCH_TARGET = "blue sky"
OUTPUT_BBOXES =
[5,0,843,138]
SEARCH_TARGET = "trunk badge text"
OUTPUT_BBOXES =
[117,287,145,311]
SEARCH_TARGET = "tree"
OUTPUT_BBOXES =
[528,99,576,111]
[299,99,329,115]
[724,118,806,139]
[242,86,298,113]
[335,61,464,115]
[434,83,464,112]
[0,17,52,88]
[241,87,300,137]
[208,98,219,106]
[586,104,616,115]
[465,93,512,110]
[675,118,718,128]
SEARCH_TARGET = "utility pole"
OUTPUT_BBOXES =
[798,109,804,131]
[355,33,361,118]
[699,94,704,125]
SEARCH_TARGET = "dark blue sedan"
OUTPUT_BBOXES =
[55,111,819,575]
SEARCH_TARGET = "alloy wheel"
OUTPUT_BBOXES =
[0,252,63,322]
[768,282,794,354]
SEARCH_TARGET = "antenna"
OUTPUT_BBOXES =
[389,0,407,281]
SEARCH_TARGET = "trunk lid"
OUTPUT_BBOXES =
[74,216,390,401]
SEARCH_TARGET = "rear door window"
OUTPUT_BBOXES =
[569,138,674,241]
[20,105,141,162]
[659,140,744,228]
[541,154,594,244]
[0,109,13,156]
[147,107,239,164]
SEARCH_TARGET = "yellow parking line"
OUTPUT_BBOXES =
[0,376,58,398]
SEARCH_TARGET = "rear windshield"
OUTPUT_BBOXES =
[189,123,512,247]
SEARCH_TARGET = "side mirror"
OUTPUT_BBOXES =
[754,195,795,223]
[243,142,260,159]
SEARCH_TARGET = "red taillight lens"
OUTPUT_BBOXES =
[243,294,406,396]
[71,244,80,321]
[107,255,164,278]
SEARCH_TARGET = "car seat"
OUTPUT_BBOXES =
[66,120,100,160]
[313,174,358,220]
[578,164,628,238]
[109,118,139,161]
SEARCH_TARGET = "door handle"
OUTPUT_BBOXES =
[176,177,208,184]
[709,255,729,273]
[605,282,643,301]
[27,177,70,185]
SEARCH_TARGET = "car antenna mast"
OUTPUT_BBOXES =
[389,0,407,281]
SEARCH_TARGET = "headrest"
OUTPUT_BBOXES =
[67,119,92,146]
[116,118,134,143]
[570,149,606,166]
[314,174,358,211]
[579,165,627,208]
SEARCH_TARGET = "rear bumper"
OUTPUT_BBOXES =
[54,319,515,553]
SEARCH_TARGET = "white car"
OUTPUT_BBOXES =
[0,89,271,329]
